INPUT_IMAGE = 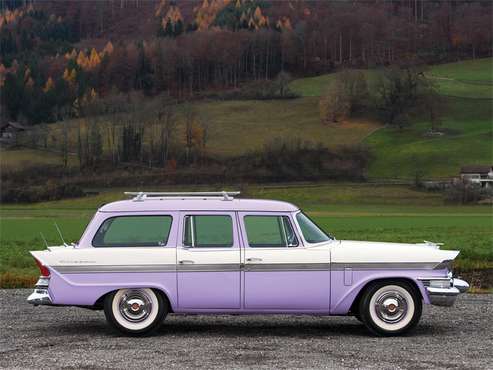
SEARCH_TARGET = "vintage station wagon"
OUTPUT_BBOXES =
[28,191,469,336]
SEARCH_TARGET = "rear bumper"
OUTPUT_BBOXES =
[422,278,469,307]
[27,277,53,306]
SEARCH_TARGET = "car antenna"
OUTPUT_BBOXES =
[40,232,49,248]
[54,222,68,246]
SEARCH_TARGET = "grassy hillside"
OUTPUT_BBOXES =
[290,74,339,97]
[1,183,491,287]
[0,148,78,171]
[194,98,378,156]
[2,59,492,180]
[365,58,493,179]
[4,97,379,166]
[290,58,493,99]
[365,97,493,179]
[429,58,493,82]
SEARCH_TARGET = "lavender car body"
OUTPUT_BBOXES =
[28,192,469,336]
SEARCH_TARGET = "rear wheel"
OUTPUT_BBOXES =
[104,288,167,335]
[359,281,422,336]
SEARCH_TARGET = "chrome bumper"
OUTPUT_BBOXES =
[423,278,469,307]
[27,277,53,306]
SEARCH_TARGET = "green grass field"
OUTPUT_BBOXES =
[0,148,78,171]
[290,73,339,97]
[1,184,491,287]
[191,98,379,156]
[365,97,493,179]
[429,58,493,82]
[291,59,493,179]
[290,58,493,99]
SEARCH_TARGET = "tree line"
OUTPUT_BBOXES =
[1,0,492,125]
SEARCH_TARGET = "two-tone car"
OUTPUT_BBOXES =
[28,191,469,336]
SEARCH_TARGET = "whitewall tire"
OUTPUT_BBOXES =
[359,281,422,336]
[104,288,167,335]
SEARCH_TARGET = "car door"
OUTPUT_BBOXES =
[240,212,330,310]
[176,211,241,309]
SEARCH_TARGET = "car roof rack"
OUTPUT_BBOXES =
[124,191,241,201]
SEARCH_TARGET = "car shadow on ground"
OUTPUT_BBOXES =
[160,320,370,338]
[157,319,443,338]
[48,316,443,339]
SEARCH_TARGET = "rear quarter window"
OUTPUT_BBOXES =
[92,215,173,247]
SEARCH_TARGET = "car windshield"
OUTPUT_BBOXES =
[296,212,333,243]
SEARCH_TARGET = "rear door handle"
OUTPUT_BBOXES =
[246,257,262,262]
[179,260,195,265]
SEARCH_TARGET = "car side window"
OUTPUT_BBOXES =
[244,215,299,248]
[183,215,233,248]
[92,215,172,247]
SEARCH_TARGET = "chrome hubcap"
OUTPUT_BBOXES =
[119,290,152,322]
[374,291,408,323]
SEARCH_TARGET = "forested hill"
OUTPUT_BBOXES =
[1,0,492,125]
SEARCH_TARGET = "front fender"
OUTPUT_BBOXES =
[329,269,446,315]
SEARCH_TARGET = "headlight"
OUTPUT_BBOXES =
[429,279,452,289]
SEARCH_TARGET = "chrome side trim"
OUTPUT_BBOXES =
[177,264,239,272]
[52,261,444,274]
[331,262,440,270]
[245,263,331,271]
[54,264,176,273]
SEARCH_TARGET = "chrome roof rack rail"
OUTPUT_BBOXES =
[124,191,241,201]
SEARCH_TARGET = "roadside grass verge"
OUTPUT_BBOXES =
[1,183,491,288]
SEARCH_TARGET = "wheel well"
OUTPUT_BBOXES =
[93,288,173,312]
[349,277,423,315]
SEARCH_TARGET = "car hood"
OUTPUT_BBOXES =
[331,239,460,266]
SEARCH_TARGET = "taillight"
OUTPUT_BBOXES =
[34,258,50,277]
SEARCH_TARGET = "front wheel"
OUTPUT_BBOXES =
[104,288,167,335]
[359,281,422,336]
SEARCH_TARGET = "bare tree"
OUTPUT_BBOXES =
[157,103,177,166]
[374,65,433,129]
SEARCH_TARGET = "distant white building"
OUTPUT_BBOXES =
[460,165,493,188]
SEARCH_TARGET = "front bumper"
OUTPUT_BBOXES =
[27,277,53,306]
[421,277,469,307]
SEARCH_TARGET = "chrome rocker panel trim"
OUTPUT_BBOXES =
[420,278,470,307]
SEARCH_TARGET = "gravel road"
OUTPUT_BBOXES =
[1,290,492,369]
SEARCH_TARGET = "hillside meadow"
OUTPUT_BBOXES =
[289,60,493,179]
[1,183,492,288]
[2,58,491,181]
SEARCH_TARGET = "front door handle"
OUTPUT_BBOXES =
[246,257,262,262]
[179,260,195,265]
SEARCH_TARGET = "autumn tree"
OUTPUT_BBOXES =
[183,103,207,164]
[319,82,350,124]
[158,4,184,37]
[338,69,368,112]
[319,69,368,124]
